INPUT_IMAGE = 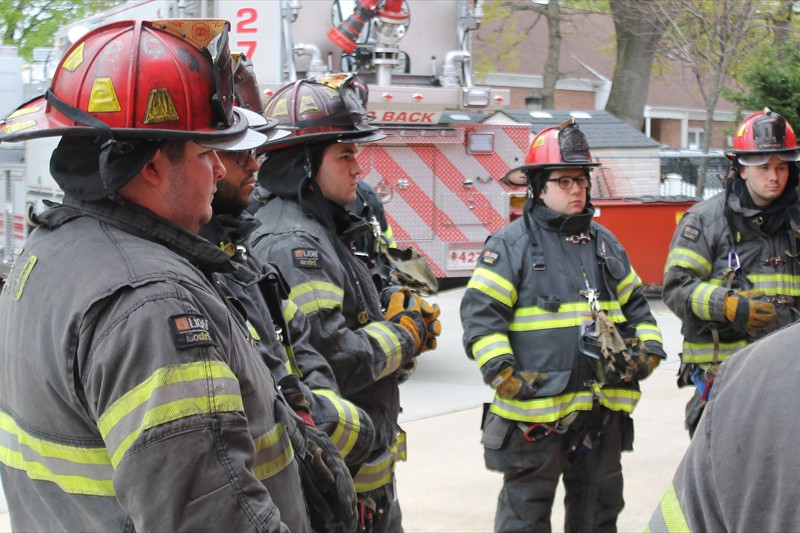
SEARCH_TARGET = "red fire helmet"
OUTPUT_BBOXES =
[502,119,600,186]
[1,19,262,150]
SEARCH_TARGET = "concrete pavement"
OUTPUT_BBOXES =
[0,288,692,532]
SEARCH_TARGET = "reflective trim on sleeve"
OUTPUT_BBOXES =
[252,422,294,481]
[690,282,719,321]
[283,297,299,323]
[510,301,623,331]
[353,433,405,493]
[471,333,512,368]
[289,280,344,315]
[665,247,712,277]
[681,339,748,364]
[312,389,362,459]
[646,483,690,533]
[97,361,245,468]
[636,322,663,344]
[247,322,261,342]
[364,322,405,379]
[0,411,115,496]
[383,227,396,249]
[466,267,517,308]
[616,268,641,307]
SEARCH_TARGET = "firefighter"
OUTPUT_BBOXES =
[0,19,343,532]
[663,108,800,437]
[249,73,442,533]
[647,320,800,531]
[200,53,377,532]
[461,119,666,532]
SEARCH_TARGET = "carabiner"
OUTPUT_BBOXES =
[728,251,741,271]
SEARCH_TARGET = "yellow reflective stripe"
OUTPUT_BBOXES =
[490,390,595,423]
[395,429,407,462]
[472,333,512,368]
[289,280,344,315]
[383,227,396,248]
[747,273,800,296]
[253,423,294,480]
[617,268,641,307]
[12,255,37,301]
[510,301,623,331]
[646,483,690,533]
[490,385,641,422]
[283,297,299,323]
[247,322,261,341]
[283,344,302,377]
[636,322,663,343]
[0,411,114,496]
[681,339,747,364]
[690,282,719,321]
[665,247,712,277]
[353,438,404,493]
[364,322,404,379]
[467,267,517,308]
[595,385,641,414]
[312,389,361,459]
[97,361,244,468]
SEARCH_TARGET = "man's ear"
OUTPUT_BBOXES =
[138,149,170,188]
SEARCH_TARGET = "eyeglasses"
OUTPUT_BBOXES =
[234,149,256,167]
[547,174,590,190]
[737,151,800,166]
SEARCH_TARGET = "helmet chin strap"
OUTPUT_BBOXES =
[45,89,134,200]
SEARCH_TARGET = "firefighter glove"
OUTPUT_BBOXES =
[723,289,777,331]
[636,341,666,380]
[299,425,358,533]
[491,365,548,401]
[385,287,441,354]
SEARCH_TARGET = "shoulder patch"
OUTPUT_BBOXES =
[170,314,216,349]
[681,225,701,242]
[293,247,322,269]
[480,250,500,266]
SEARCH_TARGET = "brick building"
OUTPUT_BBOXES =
[475,10,739,151]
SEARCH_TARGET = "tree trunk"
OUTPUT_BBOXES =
[605,0,664,130]
[541,0,561,110]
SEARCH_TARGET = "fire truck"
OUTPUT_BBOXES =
[0,0,670,284]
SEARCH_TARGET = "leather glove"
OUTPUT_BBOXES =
[490,364,548,401]
[637,340,665,380]
[723,289,777,331]
[385,287,442,354]
[298,425,358,533]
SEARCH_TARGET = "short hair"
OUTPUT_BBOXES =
[160,140,187,165]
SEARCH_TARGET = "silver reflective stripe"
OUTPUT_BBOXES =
[364,322,404,379]
[253,423,294,480]
[0,411,115,496]
[98,361,244,468]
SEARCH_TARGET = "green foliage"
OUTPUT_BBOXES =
[0,0,123,60]
[724,42,800,128]
[473,1,525,80]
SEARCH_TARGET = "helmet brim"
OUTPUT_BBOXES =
[725,148,800,161]
[0,95,256,147]
[259,127,386,151]
[500,162,601,186]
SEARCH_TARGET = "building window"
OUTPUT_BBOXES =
[688,129,705,150]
